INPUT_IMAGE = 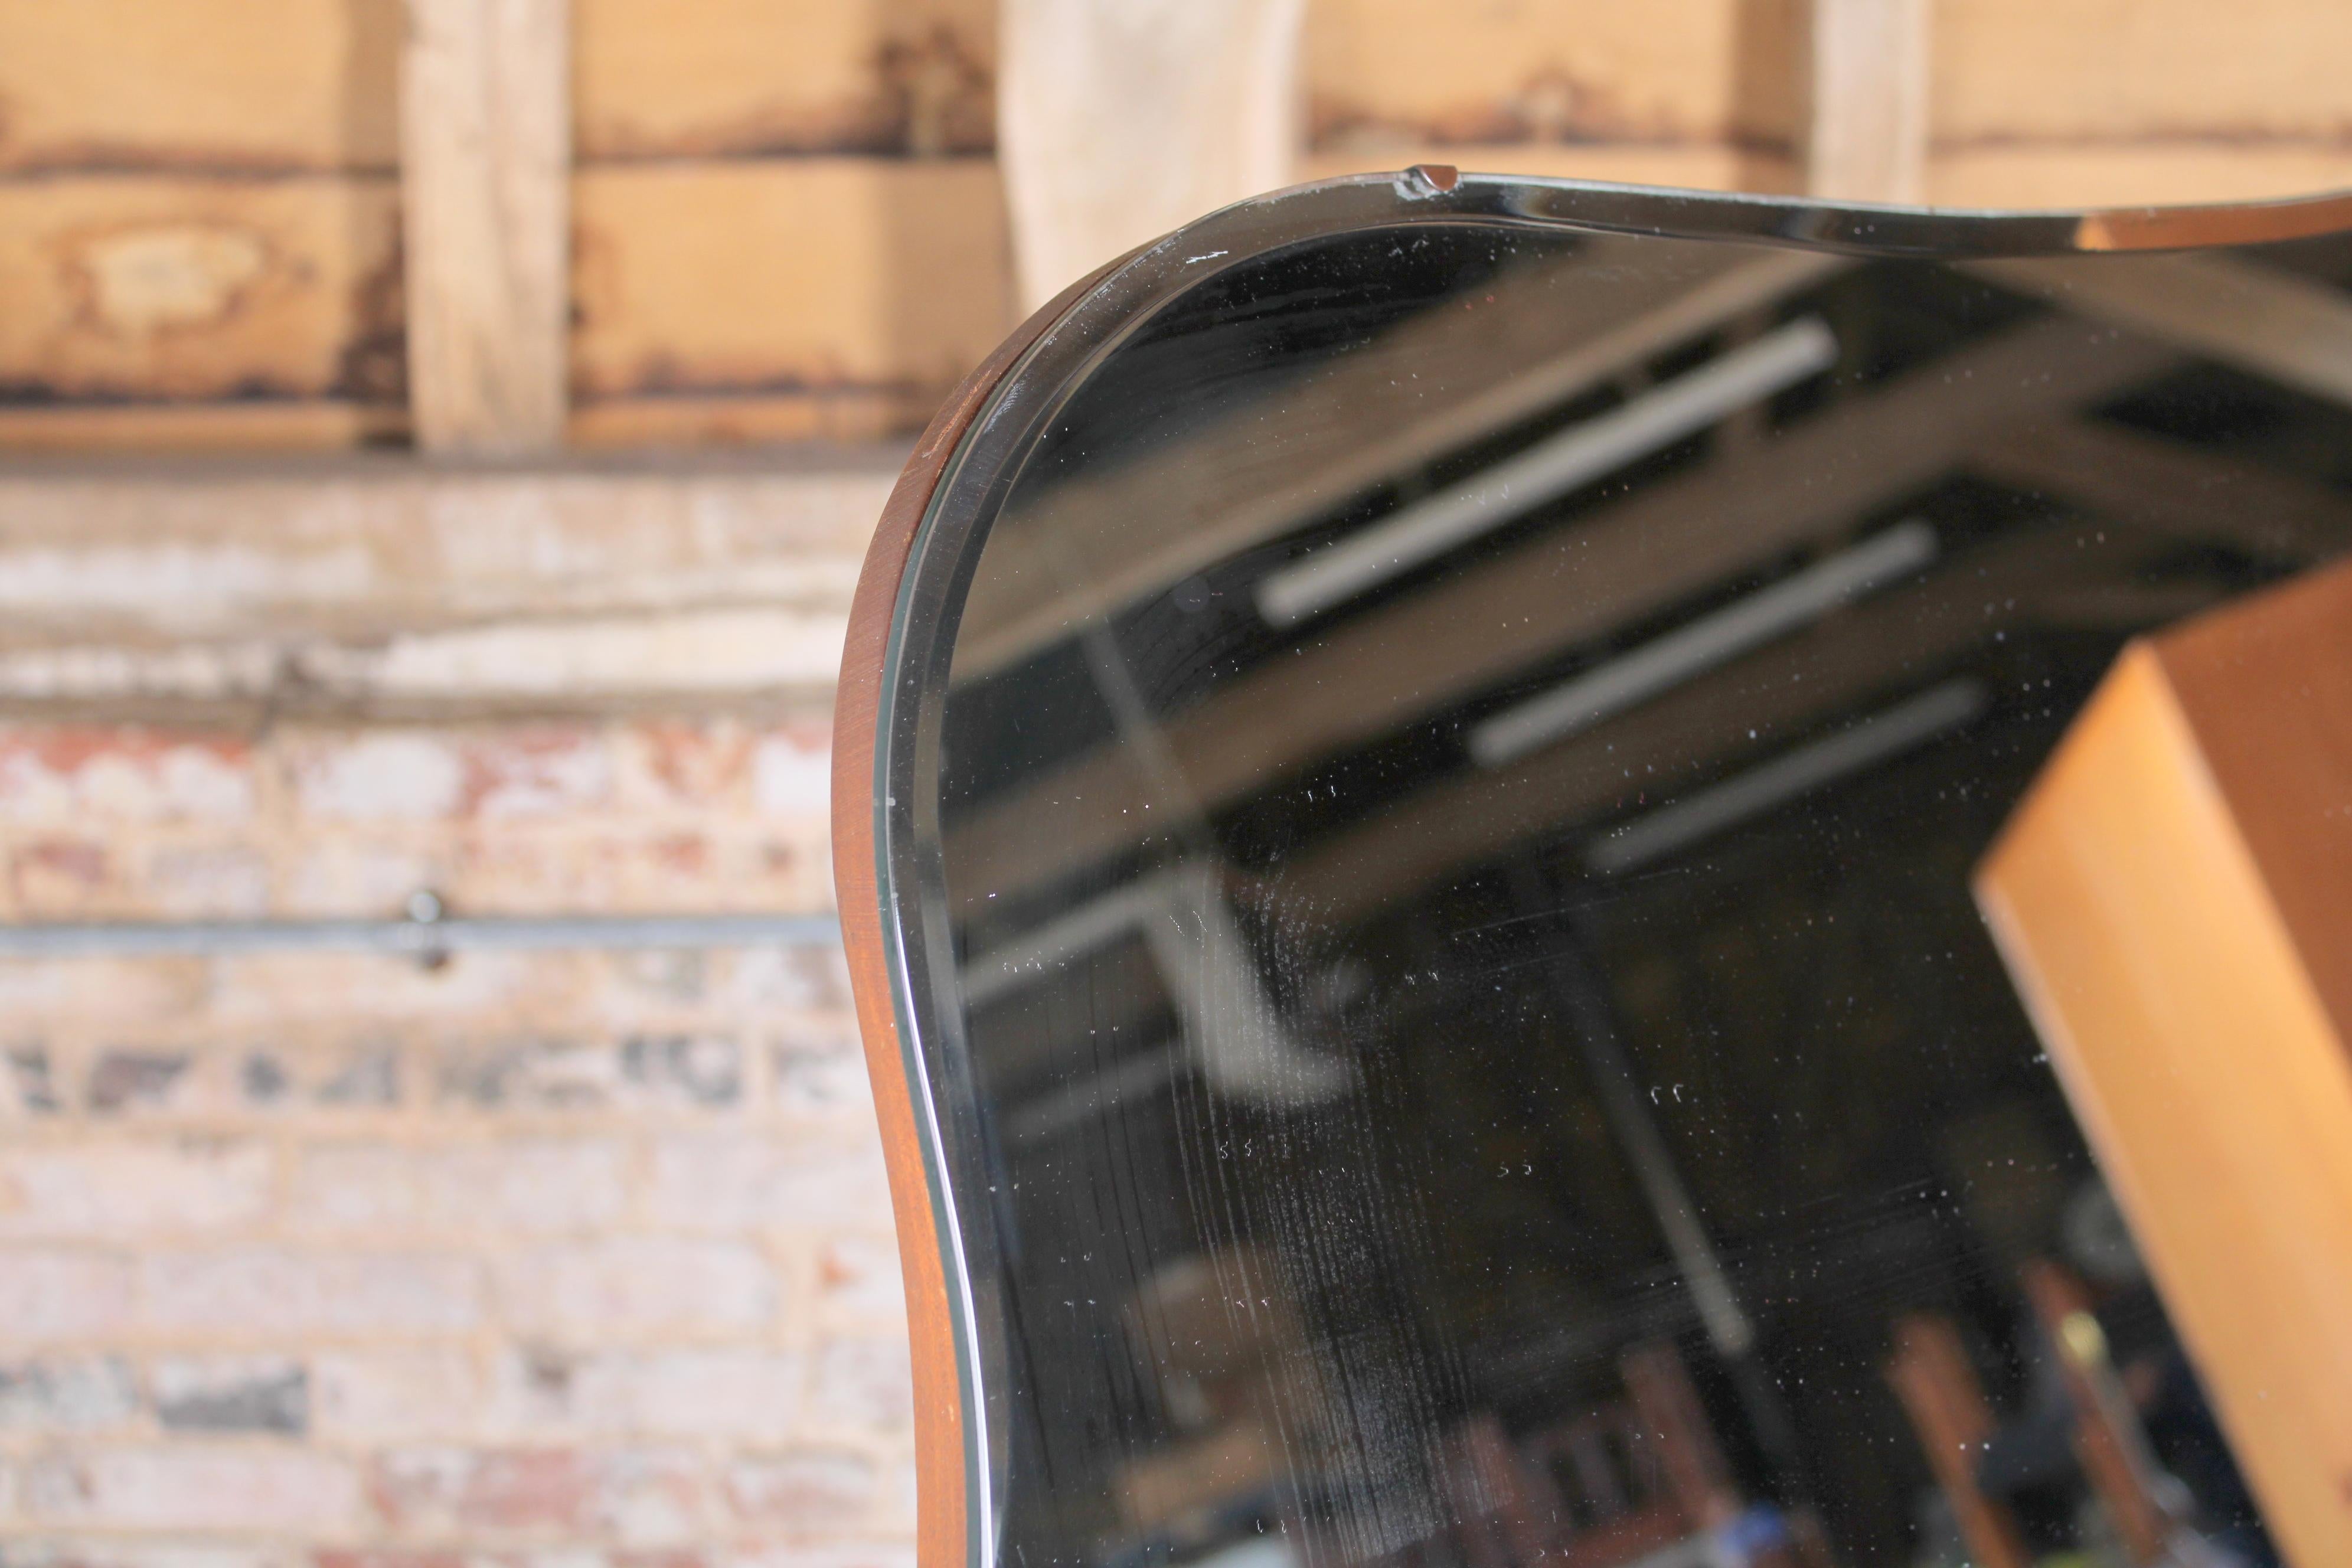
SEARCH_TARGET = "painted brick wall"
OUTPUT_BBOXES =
[0,700,915,1564]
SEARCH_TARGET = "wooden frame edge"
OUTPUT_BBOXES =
[830,261,1122,1568]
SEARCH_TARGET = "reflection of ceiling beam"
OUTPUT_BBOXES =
[1582,677,1991,876]
[1971,419,2352,565]
[1272,527,2175,925]
[946,316,2178,910]
[953,243,1847,680]
[1969,254,2352,408]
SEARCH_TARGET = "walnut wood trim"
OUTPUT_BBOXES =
[830,260,1122,1568]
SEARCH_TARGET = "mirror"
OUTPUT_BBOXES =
[852,175,2352,1568]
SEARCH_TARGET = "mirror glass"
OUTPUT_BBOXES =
[916,213,2352,1568]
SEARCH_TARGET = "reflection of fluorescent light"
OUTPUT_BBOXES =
[1256,316,1840,628]
[1471,520,1939,768]
[1585,677,1989,875]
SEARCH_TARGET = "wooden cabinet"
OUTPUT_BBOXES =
[1977,558,2352,1567]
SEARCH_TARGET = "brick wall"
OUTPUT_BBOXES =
[0,459,914,1568]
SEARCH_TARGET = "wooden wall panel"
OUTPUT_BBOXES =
[12,0,2350,176]
[573,0,994,158]
[4,0,2351,449]
[570,158,1012,403]
[1934,0,2352,145]
[0,0,399,174]
[0,401,403,455]
[1304,0,1800,152]
[0,175,401,403]
[1932,143,2352,211]
[0,0,993,171]
[0,161,1004,446]
[8,0,2351,178]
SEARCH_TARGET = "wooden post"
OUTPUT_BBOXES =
[401,0,571,453]
[999,0,1306,312]
[1977,557,2352,1568]
[1805,0,1930,204]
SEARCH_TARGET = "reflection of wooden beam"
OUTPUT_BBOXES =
[401,0,571,453]
[956,246,1844,681]
[1277,528,2164,923]
[1971,254,2352,408]
[1975,418,2352,564]
[948,316,2175,909]
[1976,558,2352,1568]
[1884,1315,2034,1568]
[1805,0,1930,204]
[1618,1341,1742,1528]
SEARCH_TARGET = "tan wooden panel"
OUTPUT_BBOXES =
[0,392,922,455]
[567,390,929,449]
[0,0,1781,174]
[0,0,991,171]
[0,0,399,174]
[574,0,994,158]
[1975,560,2352,1568]
[0,0,991,170]
[570,158,1012,401]
[1935,0,2352,145]
[1305,0,1799,151]
[0,160,1004,419]
[1932,142,2352,210]
[0,401,402,454]
[7,0,2352,180]
[0,174,402,402]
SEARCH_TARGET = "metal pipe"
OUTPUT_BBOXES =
[0,894,839,961]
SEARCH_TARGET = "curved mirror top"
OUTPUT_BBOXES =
[890,182,2352,1568]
